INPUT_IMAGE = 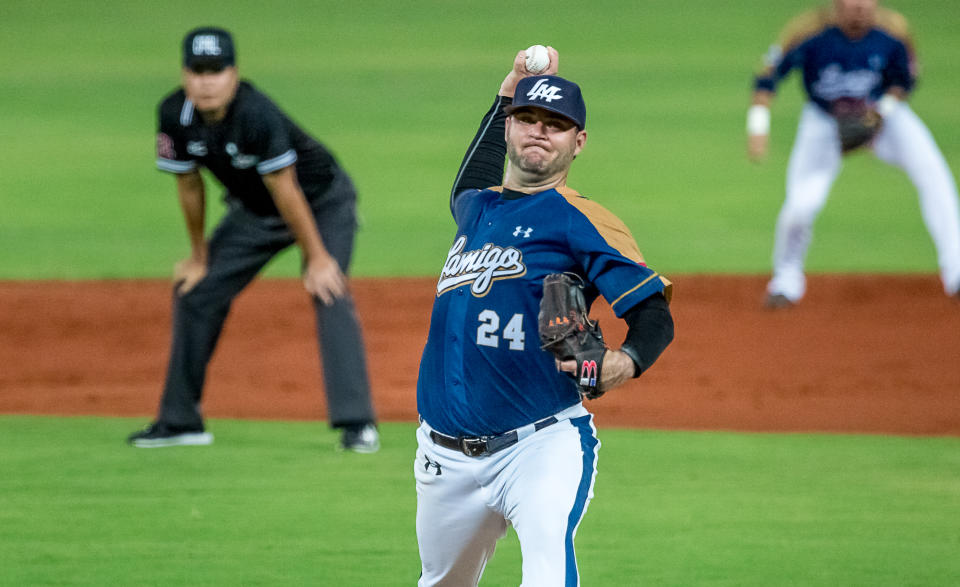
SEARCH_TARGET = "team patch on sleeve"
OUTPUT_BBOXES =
[157,133,176,159]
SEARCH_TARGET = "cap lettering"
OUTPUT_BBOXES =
[192,35,222,56]
[527,79,563,103]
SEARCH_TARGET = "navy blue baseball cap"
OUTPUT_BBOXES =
[505,75,586,129]
[182,27,235,71]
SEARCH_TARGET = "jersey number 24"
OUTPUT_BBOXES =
[476,310,525,351]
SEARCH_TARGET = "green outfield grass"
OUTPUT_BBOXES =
[3,4,959,583]
[1,416,958,586]
[1,0,958,278]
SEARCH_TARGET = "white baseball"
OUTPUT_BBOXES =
[525,45,550,74]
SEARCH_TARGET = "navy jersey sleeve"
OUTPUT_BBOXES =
[755,41,806,93]
[240,97,298,175]
[560,193,671,317]
[754,10,828,94]
[156,95,198,174]
[883,39,914,92]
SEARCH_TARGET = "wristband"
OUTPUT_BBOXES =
[747,104,771,136]
[877,94,899,118]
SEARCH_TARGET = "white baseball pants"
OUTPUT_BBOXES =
[415,404,599,586]
[768,102,960,300]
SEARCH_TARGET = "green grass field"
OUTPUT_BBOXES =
[3,1,960,584]
[2,417,958,586]
[1,0,958,278]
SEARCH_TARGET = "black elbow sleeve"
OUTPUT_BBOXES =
[619,293,674,377]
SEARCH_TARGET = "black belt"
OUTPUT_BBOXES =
[428,416,559,457]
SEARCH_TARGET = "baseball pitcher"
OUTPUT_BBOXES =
[414,47,674,585]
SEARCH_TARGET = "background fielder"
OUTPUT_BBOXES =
[747,0,960,306]
[129,27,379,451]
[414,48,674,585]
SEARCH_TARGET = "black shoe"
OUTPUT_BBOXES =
[339,423,380,454]
[127,422,213,448]
[764,293,795,310]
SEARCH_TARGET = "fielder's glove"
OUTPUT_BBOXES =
[538,272,608,399]
[831,98,883,153]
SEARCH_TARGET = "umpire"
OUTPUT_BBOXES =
[129,26,379,452]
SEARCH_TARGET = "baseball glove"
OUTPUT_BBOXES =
[538,272,608,399]
[831,98,883,153]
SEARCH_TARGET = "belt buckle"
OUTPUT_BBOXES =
[460,437,487,457]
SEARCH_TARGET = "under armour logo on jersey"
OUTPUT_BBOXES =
[192,35,222,56]
[513,226,533,238]
[424,455,442,476]
[156,133,175,159]
[526,79,563,103]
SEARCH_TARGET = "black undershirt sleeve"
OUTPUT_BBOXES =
[618,293,674,377]
[450,95,513,211]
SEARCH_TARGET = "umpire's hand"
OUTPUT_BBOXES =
[304,254,347,306]
[174,256,207,295]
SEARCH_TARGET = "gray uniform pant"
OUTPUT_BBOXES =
[156,171,375,430]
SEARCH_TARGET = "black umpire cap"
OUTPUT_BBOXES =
[182,26,235,72]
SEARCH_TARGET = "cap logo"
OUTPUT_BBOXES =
[192,35,222,56]
[526,79,563,103]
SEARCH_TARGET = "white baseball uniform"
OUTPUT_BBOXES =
[415,78,674,585]
[756,7,960,301]
[415,405,598,586]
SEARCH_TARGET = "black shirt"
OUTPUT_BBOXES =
[156,80,341,216]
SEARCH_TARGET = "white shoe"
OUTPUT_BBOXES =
[340,424,380,454]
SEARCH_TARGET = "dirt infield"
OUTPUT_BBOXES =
[1,275,958,435]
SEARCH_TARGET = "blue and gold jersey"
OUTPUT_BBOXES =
[416,186,671,437]
[755,7,915,112]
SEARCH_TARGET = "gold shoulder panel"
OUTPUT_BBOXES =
[875,7,912,46]
[557,188,645,265]
[558,187,673,304]
[778,8,833,52]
